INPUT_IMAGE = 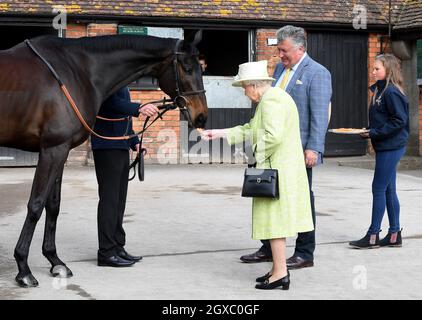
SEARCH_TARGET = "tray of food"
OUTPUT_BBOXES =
[328,128,369,135]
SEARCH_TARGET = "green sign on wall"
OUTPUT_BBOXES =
[118,25,148,36]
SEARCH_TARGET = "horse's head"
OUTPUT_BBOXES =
[157,30,208,128]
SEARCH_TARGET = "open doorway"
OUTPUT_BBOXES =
[190,29,249,76]
[0,25,57,50]
[181,29,253,164]
[0,25,57,167]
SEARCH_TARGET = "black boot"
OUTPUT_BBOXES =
[380,229,402,247]
[349,233,380,249]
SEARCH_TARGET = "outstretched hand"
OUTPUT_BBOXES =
[201,129,227,141]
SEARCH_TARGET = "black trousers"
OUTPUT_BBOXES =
[260,167,316,261]
[93,149,130,258]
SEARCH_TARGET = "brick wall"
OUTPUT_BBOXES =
[87,23,117,36]
[65,24,87,38]
[256,29,280,76]
[130,90,180,164]
[65,24,89,165]
[368,33,391,101]
[65,23,180,165]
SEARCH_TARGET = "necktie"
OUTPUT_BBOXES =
[279,68,291,90]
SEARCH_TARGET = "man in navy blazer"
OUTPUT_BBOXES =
[240,26,332,269]
[92,86,158,267]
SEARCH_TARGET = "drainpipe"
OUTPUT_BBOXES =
[389,0,392,38]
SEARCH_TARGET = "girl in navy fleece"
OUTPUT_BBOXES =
[350,54,409,249]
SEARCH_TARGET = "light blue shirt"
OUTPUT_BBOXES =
[274,52,308,88]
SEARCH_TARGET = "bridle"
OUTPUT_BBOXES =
[168,39,206,125]
[24,37,207,181]
[24,38,206,140]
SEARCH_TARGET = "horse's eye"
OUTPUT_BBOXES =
[184,66,192,73]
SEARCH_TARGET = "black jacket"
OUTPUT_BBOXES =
[368,80,409,151]
[91,87,140,150]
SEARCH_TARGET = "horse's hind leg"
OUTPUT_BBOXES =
[42,166,73,278]
[14,144,70,287]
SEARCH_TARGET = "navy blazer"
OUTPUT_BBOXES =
[369,80,409,151]
[91,87,140,150]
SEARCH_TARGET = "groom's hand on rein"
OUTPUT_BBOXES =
[139,104,159,117]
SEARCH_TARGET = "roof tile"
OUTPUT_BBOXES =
[394,0,422,30]
[0,0,407,27]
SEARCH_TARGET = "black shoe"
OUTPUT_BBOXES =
[117,249,143,262]
[349,233,380,249]
[240,250,272,263]
[286,256,314,270]
[256,272,272,283]
[98,255,135,267]
[255,272,290,290]
[380,229,402,247]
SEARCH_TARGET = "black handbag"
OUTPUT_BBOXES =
[241,164,279,199]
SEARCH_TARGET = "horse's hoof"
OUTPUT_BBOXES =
[50,265,73,278]
[15,273,39,288]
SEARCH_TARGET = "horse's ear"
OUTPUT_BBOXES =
[192,30,202,46]
[185,30,202,46]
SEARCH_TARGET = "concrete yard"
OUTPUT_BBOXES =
[0,159,421,300]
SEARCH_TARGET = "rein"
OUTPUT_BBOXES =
[24,38,205,140]
[24,38,206,181]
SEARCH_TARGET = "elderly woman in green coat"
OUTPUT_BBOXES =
[202,60,313,290]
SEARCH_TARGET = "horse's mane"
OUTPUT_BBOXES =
[34,34,177,55]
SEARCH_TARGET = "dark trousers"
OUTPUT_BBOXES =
[93,149,130,258]
[260,167,316,261]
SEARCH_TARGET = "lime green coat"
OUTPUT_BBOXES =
[227,87,314,239]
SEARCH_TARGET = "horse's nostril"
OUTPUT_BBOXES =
[196,113,207,128]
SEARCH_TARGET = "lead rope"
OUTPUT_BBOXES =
[24,39,177,141]
[128,116,149,181]
[24,39,178,182]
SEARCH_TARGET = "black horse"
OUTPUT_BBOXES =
[0,30,207,287]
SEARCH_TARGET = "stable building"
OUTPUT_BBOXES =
[0,0,420,166]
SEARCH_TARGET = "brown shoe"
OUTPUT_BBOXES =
[240,250,272,263]
[286,256,314,270]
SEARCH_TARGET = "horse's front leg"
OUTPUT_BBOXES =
[14,144,70,288]
[42,166,73,278]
